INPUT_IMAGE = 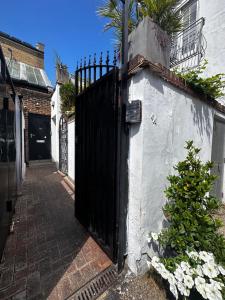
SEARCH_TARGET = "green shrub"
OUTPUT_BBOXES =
[148,142,225,299]
[159,141,225,268]
[175,61,225,99]
[59,81,75,115]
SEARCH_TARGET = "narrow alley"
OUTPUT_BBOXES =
[0,163,112,300]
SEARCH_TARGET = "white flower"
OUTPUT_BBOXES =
[151,232,159,241]
[195,265,204,277]
[177,281,190,297]
[169,283,178,300]
[195,276,206,286]
[218,265,225,276]
[146,260,151,269]
[202,262,219,278]
[183,274,194,289]
[195,277,208,299]
[199,251,214,263]
[174,265,185,282]
[180,261,194,275]
[205,283,223,300]
[186,251,199,261]
[180,261,190,272]
[167,273,177,286]
[195,282,208,299]
[210,279,224,291]
[151,256,160,269]
[157,264,170,280]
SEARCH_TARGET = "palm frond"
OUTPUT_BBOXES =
[97,0,183,47]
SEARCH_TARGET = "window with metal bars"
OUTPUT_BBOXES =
[181,0,198,54]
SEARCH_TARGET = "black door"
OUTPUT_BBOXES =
[28,113,51,160]
[75,66,120,263]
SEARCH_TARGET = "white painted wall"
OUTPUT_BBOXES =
[51,83,75,182]
[68,117,75,182]
[51,84,61,168]
[199,0,225,77]
[127,69,225,274]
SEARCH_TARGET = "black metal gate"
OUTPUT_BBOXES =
[59,115,68,174]
[75,53,120,262]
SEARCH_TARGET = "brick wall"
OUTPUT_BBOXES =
[0,36,44,69]
[16,87,51,116]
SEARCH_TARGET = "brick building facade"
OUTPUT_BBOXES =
[0,31,53,164]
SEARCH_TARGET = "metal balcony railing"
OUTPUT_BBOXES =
[170,18,206,69]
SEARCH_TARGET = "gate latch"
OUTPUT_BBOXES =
[126,100,142,124]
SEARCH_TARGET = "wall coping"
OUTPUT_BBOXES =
[128,55,225,115]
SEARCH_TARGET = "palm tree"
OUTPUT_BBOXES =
[97,0,137,47]
[97,0,183,43]
[139,0,183,34]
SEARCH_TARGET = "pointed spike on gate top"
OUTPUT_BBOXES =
[88,55,91,66]
[93,53,96,65]
[84,57,87,67]
[106,51,110,66]
[76,62,78,71]
[99,52,103,65]
[80,58,83,69]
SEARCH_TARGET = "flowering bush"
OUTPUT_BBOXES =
[161,141,225,264]
[147,142,225,299]
[148,248,225,300]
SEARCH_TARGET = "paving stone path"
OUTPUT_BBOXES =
[0,164,111,300]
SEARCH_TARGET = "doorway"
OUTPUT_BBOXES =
[28,113,51,160]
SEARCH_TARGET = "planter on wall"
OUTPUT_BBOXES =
[129,16,171,68]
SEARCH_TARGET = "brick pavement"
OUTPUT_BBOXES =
[0,164,112,300]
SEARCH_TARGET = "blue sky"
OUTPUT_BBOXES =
[0,0,114,85]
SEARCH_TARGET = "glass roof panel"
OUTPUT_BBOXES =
[34,68,45,86]
[26,65,37,85]
[5,58,12,74]
[4,57,52,88]
[11,60,20,79]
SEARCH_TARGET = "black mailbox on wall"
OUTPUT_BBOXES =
[126,100,142,124]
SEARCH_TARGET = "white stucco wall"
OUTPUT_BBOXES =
[199,0,225,77]
[68,118,75,182]
[127,69,225,274]
[51,83,75,181]
[51,84,61,167]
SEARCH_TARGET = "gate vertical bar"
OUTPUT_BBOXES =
[117,0,130,272]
